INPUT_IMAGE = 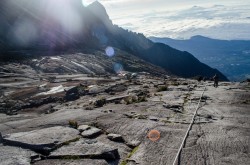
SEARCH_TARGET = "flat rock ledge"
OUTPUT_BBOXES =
[2,126,80,154]
[49,139,120,160]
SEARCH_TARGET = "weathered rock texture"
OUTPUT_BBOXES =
[0,73,249,165]
[3,126,80,154]
[0,144,36,165]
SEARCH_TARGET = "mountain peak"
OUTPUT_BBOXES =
[190,35,210,40]
[87,1,112,25]
[88,1,106,14]
[89,1,103,7]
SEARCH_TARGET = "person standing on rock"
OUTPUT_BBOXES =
[213,74,219,88]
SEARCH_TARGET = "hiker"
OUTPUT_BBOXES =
[203,76,207,82]
[213,74,219,87]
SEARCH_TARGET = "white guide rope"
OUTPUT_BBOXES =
[172,84,207,165]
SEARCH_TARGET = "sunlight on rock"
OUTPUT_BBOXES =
[105,46,115,57]
[82,0,96,7]
[113,63,123,73]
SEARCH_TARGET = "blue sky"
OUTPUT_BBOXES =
[88,0,250,40]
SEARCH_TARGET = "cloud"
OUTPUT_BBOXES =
[103,2,250,40]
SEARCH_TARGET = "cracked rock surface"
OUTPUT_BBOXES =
[0,144,36,165]
[0,71,249,165]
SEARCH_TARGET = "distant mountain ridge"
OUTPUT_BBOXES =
[0,0,228,81]
[149,35,250,81]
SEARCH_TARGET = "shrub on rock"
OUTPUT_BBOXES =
[68,120,78,129]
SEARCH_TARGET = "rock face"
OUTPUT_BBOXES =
[0,73,249,165]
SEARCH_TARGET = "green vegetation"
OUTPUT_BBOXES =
[121,146,139,165]
[136,114,148,119]
[61,137,80,146]
[68,120,79,129]
[162,119,172,124]
[137,96,147,103]
[123,96,138,105]
[123,95,147,105]
[94,97,106,107]
[183,93,191,105]
[85,106,94,110]
[170,82,179,86]
[157,85,168,92]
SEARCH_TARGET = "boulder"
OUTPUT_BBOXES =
[107,133,124,142]
[64,85,88,101]
[78,125,91,132]
[64,93,80,101]
[81,127,102,138]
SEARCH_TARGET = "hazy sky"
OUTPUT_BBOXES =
[85,0,250,40]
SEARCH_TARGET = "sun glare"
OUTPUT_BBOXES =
[82,0,96,7]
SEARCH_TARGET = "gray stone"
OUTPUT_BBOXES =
[81,127,102,138]
[49,139,119,160]
[33,159,108,165]
[107,133,124,142]
[0,144,36,165]
[3,126,80,154]
[1,70,250,165]
[77,125,90,132]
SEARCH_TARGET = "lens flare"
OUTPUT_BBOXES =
[105,46,115,57]
[12,20,38,46]
[82,0,96,7]
[113,63,123,74]
[148,130,160,142]
[46,0,83,34]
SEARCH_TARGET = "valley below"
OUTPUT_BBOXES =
[150,36,250,81]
